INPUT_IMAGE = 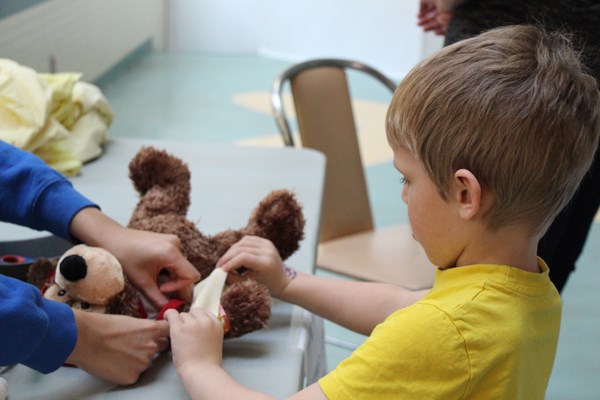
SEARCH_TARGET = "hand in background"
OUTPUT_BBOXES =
[417,0,458,35]
[216,235,292,298]
[66,310,170,385]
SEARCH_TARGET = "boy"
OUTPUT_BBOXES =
[164,24,600,399]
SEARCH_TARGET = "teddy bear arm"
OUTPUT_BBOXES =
[105,278,144,317]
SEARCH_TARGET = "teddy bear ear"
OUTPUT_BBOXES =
[128,146,192,225]
[27,258,57,289]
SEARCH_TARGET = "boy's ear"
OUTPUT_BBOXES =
[453,169,482,221]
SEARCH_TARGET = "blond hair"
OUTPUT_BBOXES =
[387,24,600,234]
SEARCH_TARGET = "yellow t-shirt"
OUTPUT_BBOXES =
[319,259,561,400]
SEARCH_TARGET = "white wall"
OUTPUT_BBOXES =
[168,0,261,54]
[0,0,444,82]
[169,0,443,79]
[0,0,166,82]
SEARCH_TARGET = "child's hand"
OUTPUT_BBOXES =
[217,236,292,298]
[164,308,223,373]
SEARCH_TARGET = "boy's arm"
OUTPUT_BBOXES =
[278,272,428,335]
[178,367,327,400]
[218,236,428,335]
[165,308,329,400]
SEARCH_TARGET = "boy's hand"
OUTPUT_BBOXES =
[164,308,223,373]
[216,236,291,298]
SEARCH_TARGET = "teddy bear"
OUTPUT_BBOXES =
[127,146,306,338]
[27,244,145,318]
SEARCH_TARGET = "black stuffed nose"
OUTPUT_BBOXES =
[59,254,88,282]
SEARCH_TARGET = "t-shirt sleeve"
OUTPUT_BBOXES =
[319,303,470,400]
[0,275,77,373]
[0,140,97,239]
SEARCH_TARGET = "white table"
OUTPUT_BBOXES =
[0,138,327,399]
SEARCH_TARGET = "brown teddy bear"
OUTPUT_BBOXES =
[27,244,145,318]
[127,146,306,338]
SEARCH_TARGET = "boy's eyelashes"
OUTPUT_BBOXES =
[399,176,408,185]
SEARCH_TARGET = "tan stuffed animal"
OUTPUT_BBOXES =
[127,146,306,338]
[28,244,144,317]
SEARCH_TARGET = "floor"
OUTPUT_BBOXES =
[100,51,600,399]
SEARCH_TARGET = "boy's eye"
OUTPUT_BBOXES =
[400,176,408,185]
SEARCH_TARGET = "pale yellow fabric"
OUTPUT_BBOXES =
[60,80,113,164]
[39,72,82,130]
[319,259,561,400]
[0,59,113,176]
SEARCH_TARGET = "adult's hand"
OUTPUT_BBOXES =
[69,207,200,308]
[66,310,170,385]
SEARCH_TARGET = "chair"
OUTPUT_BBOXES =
[271,58,436,289]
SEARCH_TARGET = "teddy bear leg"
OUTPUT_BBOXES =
[246,190,305,260]
[220,280,272,338]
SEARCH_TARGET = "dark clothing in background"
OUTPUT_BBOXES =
[445,0,600,292]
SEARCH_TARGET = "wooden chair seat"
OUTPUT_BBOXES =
[318,225,436,289]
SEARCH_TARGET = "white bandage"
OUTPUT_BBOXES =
[191,268,227,316]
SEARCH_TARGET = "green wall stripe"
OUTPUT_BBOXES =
[0,0,49,20]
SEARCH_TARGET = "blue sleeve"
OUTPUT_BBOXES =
[0,141,97,371]
[0,275,77,372]
[0,140,98,240]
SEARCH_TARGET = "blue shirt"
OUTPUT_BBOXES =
[0,140,97,372]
